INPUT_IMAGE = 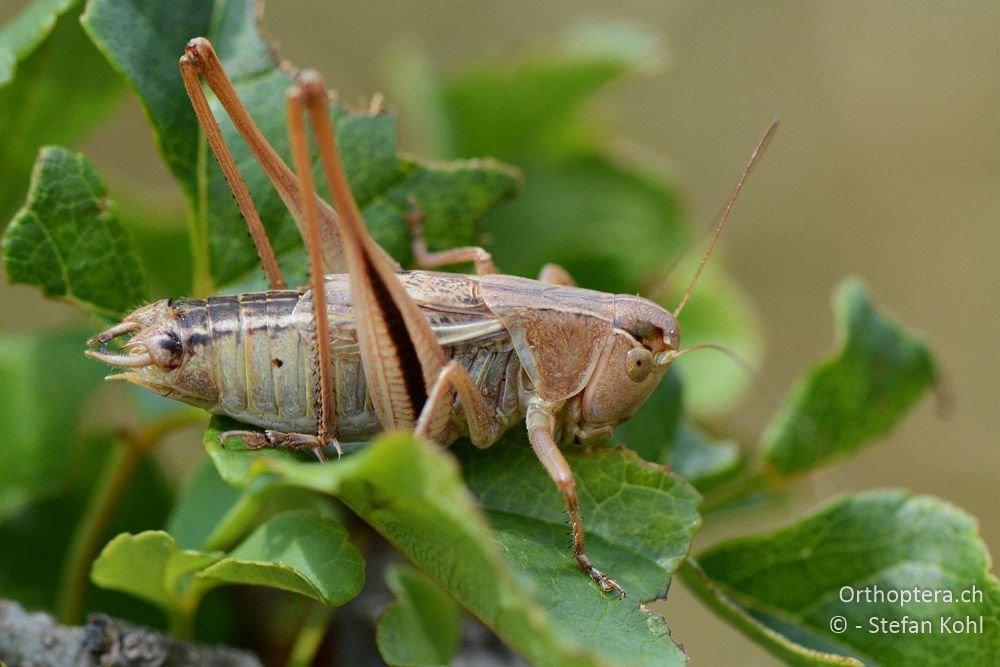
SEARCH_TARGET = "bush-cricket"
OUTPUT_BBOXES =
[86,37,776,597]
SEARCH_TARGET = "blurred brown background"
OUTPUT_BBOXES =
[2,1,997,664]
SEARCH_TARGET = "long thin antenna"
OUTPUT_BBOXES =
[673,118,779,318]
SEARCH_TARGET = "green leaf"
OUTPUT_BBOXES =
[83,0,520,291]
[482,155,684,295]
[91,531,221,613]
[438,21,663,161]
[198,509,364,606]
[456,437,701,598]
[2,147,147,319]
[93,510,363,621]
[207,423,696,666]
[0,0,122,220]
[0,329,104,520]
[165,459,243,550]
[376,564,462,667]
[683,491,1000,666]
[763,278,937,476]
[670,423,741,492]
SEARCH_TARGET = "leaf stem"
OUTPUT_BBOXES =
[286,602,332,667]
[189,127,213,297]
[55,409,205,624]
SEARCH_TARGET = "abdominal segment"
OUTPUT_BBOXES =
[177,272,525,442]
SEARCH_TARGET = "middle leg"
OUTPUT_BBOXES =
[406,203,495,276]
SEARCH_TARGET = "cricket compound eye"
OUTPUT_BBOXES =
[626,347,653,382]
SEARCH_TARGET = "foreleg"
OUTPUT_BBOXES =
[526,402,625,598]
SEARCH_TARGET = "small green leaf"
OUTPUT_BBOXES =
[207,423,695,666]
[376,564,462,667]
[684,491,1000,666]
[0,0,122,220]
[0,330,104,520]
[763,278,936,475]
[93,510,363,621]
[198,510,363,607]
[91,531,221,612]
[2,147,147,319]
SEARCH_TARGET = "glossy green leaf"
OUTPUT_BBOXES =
[763,278,936,475]
[0,0,122,220]
[83,0,519,291]
[376,564,462,667]
[2,147,147,319]
[207,424,695,666]
[0,330,104,520]
[93,510,363,621]
[684,491,1000,666]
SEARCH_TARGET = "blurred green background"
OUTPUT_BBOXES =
[2,1,997,664]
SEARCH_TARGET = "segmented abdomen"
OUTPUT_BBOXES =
[173,272,523,441]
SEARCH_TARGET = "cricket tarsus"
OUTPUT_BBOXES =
[220,430,338,463]
[673,118,779,318]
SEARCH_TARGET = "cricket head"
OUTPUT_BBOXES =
[579,295,680,431]
[85,299,221,409]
